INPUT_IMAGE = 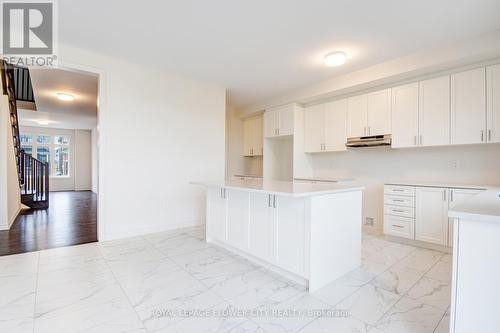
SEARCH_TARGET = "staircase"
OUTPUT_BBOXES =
[1,60,49,209]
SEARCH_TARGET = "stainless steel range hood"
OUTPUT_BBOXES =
[346,134,392,148]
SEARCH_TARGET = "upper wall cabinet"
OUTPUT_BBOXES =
[418,75,450,147]
[487,64,500,143]
[264,104,295,138]
[347,94,367,138]
[304,99,347,153]
[366,88,392,136]
[243,115,263,156]
[451,68,487,145]
[347,89,391,138]
[391,83,419,148]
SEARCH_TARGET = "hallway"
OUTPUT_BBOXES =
[0,191,97,256]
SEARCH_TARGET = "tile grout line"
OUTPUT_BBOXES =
[95,242,149,332]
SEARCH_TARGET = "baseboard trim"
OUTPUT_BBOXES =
[7,205,21,229]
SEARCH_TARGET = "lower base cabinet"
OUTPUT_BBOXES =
[248,192,275,263]
[415,187,449,245]
[384,185,485,247]
[207,187,227,241]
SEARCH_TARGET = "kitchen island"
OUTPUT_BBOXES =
[192,179,364,292]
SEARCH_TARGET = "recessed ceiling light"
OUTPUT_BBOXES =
[36,120,49,125]
[324,51,347,67]
[57,93,75,101]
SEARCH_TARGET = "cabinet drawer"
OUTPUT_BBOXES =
[384,185,415,197]
[384,195,415,207]
[384,204,415,218]
[384,215,415,239]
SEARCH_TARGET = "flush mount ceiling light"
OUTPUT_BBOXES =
[324,51,347,67]
[56,93,75,101]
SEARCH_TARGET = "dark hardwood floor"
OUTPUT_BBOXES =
[0,191,97,256]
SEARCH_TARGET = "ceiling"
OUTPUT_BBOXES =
[18,68,98,129]
[59,0,500,108]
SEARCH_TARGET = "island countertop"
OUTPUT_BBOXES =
[448,188,500,223]
[191,179,364,198]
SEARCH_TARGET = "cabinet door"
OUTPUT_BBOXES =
[347,94,368,138]
[487,64,500,143]
[391,83,419,148]
[418,76,450,146]
[264,109,278,138]
[278,105,295,136]
[451,68,487,145]
[304,104,325,153]
[207,187,227,241]
[248,193,275,262]
[243,118,254,156]
[275,196,307,276]
[226,190,249,250]
[325,99,347,152]
[367,89,392,136]
[448,188,483,247]
[415,187,449,245]
[252,116,263,156]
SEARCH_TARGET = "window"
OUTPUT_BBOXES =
[19,132,71,177]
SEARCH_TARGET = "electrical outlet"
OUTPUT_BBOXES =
[452,160,459,169]
[364,217,374,226]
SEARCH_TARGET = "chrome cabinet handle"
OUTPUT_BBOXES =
[392,199,405,202]
[272,195,277,208]
[392,224,405,228]
[392,209,405,213]
[443,190,447,202]
[488,129,492,142]
[268,194,272,207]
[451,190,454,202]
[368,126,371,136]
[414,136,417,146]
[419,135,423,145]
[481,130,484,142]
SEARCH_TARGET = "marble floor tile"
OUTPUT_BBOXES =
[406,277,451,310]
[251,292,330,333]
[338,283,401,325]
[372,265,424,295]
[311,274,366,307]
[226,320,266,333]
[152,302,246,333]
[424,260,452,282]
[397,249,443,272]
[0,228,451,333]
[298,316,373,333]
[434,309,450,333]
[227,278,306,311]
[34,284,146,333]
[373,297,445,333]
[170,247,238,274]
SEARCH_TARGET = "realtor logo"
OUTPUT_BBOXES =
[1,1,57,67]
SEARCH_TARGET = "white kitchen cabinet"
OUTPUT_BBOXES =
[243,115,263,156]
[347,89,391,138]
[447,188,483,247]
[415,187,449,245]
[226,190,249,250]
[325,99,347,151]
[366,88,392,136]
[275,196,307,276]
[347,94,367,138]
[418,76,450,146]
[304,104,325,153]
[304,99,347,153]
[264,104,295,138]
[391,83,419,148]
[207,187,227,241]
[451,68,487,145]
[487,64,500,143]
[248,192,275,262]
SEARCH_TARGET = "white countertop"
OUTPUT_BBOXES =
[385,180,491,190]
[191,179,364,198]
[449,188,500,223]
[293,177,354,183]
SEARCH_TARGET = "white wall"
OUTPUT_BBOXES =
[75,130,92,191]
[0,95,21,230]
[91,127,99,193]
[59,44,226,241]
[311,144,500,230]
